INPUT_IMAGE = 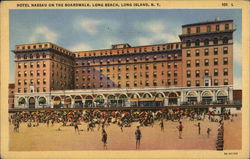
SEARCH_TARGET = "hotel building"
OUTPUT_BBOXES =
[12,19,235,109]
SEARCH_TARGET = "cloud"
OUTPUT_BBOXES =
[29,26,58,43]
[68,43,92,52]
[134,21,181,45]
[80,19,102,35]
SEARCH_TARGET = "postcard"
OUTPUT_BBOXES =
[1,0,249,159]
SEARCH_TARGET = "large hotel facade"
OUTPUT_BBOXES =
[13,19,235,109]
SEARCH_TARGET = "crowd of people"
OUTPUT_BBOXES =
[9,108,235,149]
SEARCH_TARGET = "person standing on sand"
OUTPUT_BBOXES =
[207,128,211,138]
[194,122,201,135]
[102,129,108,150]
[176,121,183,139]
[135,126,142,149]
[160,119,164,132]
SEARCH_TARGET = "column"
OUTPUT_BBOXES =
[164,98,168,106]
[212,90,216,103]
[228,87,233,104]
[127,98,131,107]
[82,100,85,108]
[25,97,29,109]
[35,96,39,108]
[197,91,201,104]
[71,100,74,108]
[14,96,18,108]
[104,99,108,107]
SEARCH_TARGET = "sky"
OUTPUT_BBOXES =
[9,9,242,89]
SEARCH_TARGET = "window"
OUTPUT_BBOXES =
[174,79,178,85]
[43,62,46,67]
[167,79,171,85]
[187,70,191,78]
[196,27,200,33]
[187,81,191,87]
[204,49,209,56]
[18,63,21,69]
[145,80,149,86]
[167,71,171,77]
[18,88,21,93]
[146,64,149,70]
[134,65,137,71]
[24,80,27,85]
[195,49,200,56]
[195,39,200,46]
[223,68,228,76]
[224,79,228,85]
[187,60,191,67]
[153,80,157,86]
[195,70,200,77]
[174,63,178,68]
[126,73,129,79]
[223,47,228,54]
[213,38,218,45]
[204,70,209,76]
[18,71,21,77]
[30,70,34,76]
[214,48,218,55]
[24,88,27,93]
[24,63,27,68]
[214,79,218,86]
[43,79,46,84]
[216,25,220,31]
[145,72,149,78]
[37,79,40,85]
[30,54,33,59]
[205,80,210,87]
[24,71,27,77]
[134,82,137,87]
[225,24,229,30]
[153,72,157,78]
[214,58,218,65]
[196,80,200,86]
[214,69,218,76]
[204,59,209,66]
[207,26,211,32]
[43,88,46,92]
[204,39,209,46]
[187,28,191,34]
[37,62,40,68]
[18,80,21,86]
[134,73,137,79]
[223,37,228,44]
[195,60,200,67]
[30,62,33,68]
[186,50,191,57]
[186,40,191,47]
[168,63,171,69]
[223,58,228,65]
[153,64,157,69]
[43,70,46,76]
[174,71,178,77]
[37,70,40,76]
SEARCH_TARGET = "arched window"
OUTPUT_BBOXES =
[186,40,191,47]
[195,39,200,46]
[204,39,209,46]
[213,38,218,45]
[223,37,228,44]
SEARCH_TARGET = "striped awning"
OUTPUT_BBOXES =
[131,98,164,102]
